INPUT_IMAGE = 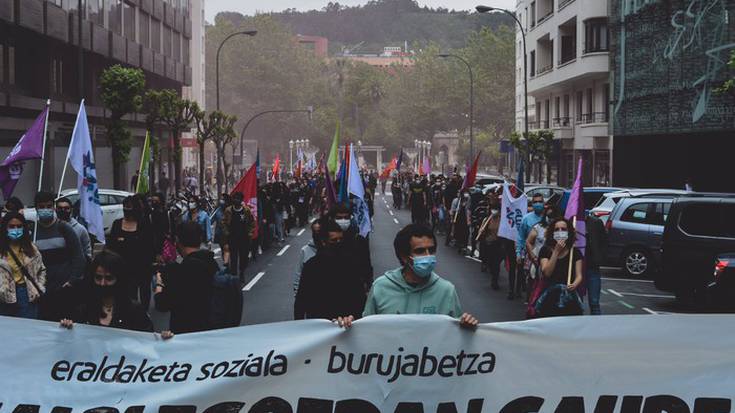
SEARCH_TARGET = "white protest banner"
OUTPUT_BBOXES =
[0,314,733,413]
[498,182,527,242]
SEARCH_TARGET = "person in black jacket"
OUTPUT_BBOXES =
[330,203,373,291]
[59,250,172,337]
[585,214,608,315]
[294,219,367,320]
[154,222,219,334]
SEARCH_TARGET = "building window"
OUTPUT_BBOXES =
[183,37,190,64]
[530,2,536,27]
[586,88,593,115]
[163,27,172,57]
[576,91,583,122]
[584,18,609,53]
[529,50,536,76]
[173,32,181,61]
[88,0,104,26]
[139,13,150,48]
[123,2,136,41]
[51,58,63,95]
[544,99,550,128]
[554,96,560,119]
[108,0,122,35]
[8,46,14,85]
[151,18,161,52]
[603,83,610,121]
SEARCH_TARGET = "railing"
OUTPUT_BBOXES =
[583,46,609,54]
[558,0,575,10]
[558,53,577,66]
[552,117,572,127]
[536,10,554,25]
[536,62,554,75]
[528,120,550,130]
[578,112,609,124]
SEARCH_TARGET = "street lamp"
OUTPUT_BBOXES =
[239,107,314,171]
[476,5,529,171]
[216,30,257,111]
[438,53,474,162]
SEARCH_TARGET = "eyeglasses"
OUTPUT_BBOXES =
[94,274,116,282]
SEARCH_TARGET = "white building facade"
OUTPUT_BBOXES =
[515,0,612,187]
[181,0,208,172]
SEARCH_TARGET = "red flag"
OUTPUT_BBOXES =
[461,151,482,191]
[231,163,259,239]
[272,154,280,182]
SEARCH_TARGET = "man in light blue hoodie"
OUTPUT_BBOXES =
[336,224,478,329]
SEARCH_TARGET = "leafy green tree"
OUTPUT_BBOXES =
[716,51,735,95]
[158,90,200,191]
[210,113,237,194]
[141,90,167,191]
[99,65,145,189]
[194,110,218,195]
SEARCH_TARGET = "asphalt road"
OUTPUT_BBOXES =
[151,193,691,331]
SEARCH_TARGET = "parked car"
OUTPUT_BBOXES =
[24,189,133,236]
[657,194,735,305]
[475,174,505,187]
[707,254,735,311]
[555,187,624,216]
[590,189,688,223]
[524,185,565,203]
[605,197,674,277]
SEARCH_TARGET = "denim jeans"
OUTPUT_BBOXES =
[0,285,39,319]
[587,268,602,315]
[274,213,285,242]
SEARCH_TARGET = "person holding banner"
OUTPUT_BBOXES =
[536,217,584,317]
[337,224,478,329]
[0,212,46,319]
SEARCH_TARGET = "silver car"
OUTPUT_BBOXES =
[606,196,674,277]
[591,189,687,224]
[24,189,133,235]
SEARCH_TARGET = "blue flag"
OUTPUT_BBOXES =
[67,100,105,244]
[347,143,372,237]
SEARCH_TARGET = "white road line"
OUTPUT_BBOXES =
[243,272,266,291]
[389,210,394,216]
[607,289,624,298]
[297,229,306,236]
[276,244,291,256]
[616,292,676,299]
[310,218,317,224]
[642,307,658,315]
[393,218,399,224]
[602,277,654,283]
[466,256,482,263]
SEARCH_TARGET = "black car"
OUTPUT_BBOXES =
[657,194,735,305]
[707,253,735,311]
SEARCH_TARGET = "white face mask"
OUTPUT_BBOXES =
[188,202,198,210]
[491,209,499,216]
[553,231,569,242]
[335,219,351,231]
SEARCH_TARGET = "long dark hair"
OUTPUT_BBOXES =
[0,212,36,257]
[84,250,132,318]
[543,217,577,250]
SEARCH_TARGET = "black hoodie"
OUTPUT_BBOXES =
[155,249,219,334]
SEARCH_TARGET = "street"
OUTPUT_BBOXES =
[151,193,688,330]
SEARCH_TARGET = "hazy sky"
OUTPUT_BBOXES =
[205,0,517,22]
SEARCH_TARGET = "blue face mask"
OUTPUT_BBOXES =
[410,255,437,278]
[532,202,545,214]
[7,228,23,241]
[37,209,55,222]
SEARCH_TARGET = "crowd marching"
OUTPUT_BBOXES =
[0,161,603,338]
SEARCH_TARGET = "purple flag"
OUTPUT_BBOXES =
[564,158,586,254]
[0,107,48,199]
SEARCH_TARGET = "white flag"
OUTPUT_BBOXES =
[498,182,527,242]
[68,100,105,244]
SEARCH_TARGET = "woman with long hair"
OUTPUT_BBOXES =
[534,217,584,317]
[0,212,45,319]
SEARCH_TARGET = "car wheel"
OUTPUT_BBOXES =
[622,248,652,277]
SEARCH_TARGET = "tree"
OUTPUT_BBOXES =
[158,90,200,192]
[195,110,236,195]
[510,130,547,183]
[716,50,735,95]
[100,65,145,189]
[210,113,237,195]
[141,90,167,192]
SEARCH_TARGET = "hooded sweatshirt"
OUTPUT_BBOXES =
[363,267,462,317]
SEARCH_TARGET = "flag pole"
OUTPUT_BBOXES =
[58,99,84,199]
[567,216,577,285]
[37,99,51,192]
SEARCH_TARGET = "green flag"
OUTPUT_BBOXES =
[136,132,151,194]
[326,121,340,179]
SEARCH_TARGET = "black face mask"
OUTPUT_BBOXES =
[92,284,116,299]
[56,209,71,221]
[123,210,137,220]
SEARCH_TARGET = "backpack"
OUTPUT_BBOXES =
[209,267,243,329]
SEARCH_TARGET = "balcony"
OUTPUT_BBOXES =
[577,112,609,124]
[583,46,609,55]
[552,117,572,128]
[529,120,550,130]
[536,62,554,76]
[558,0,575,11]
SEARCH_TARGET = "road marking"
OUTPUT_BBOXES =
[616,292,675,299]
[642,307,658,315]
[618,300,635,309]
[602,277,653,283]
[389,210,394,216]
[297,229,305,236]
[466,256,482,263]
[601,289,608,295]
[310,218,317,224]
[243,272,265,291]
[393,218,399,224]
[276,245,290,256]
[607,289,624,298]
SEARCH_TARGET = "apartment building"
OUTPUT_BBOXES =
[0,0,194,201]
[516,0,611,187]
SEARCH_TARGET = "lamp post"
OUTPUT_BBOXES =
[239,107,314,171]
[216,30,257,111]
[476,5,529,176]
[438,53,474,162]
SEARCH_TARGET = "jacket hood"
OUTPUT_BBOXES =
[384,267,440,292]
